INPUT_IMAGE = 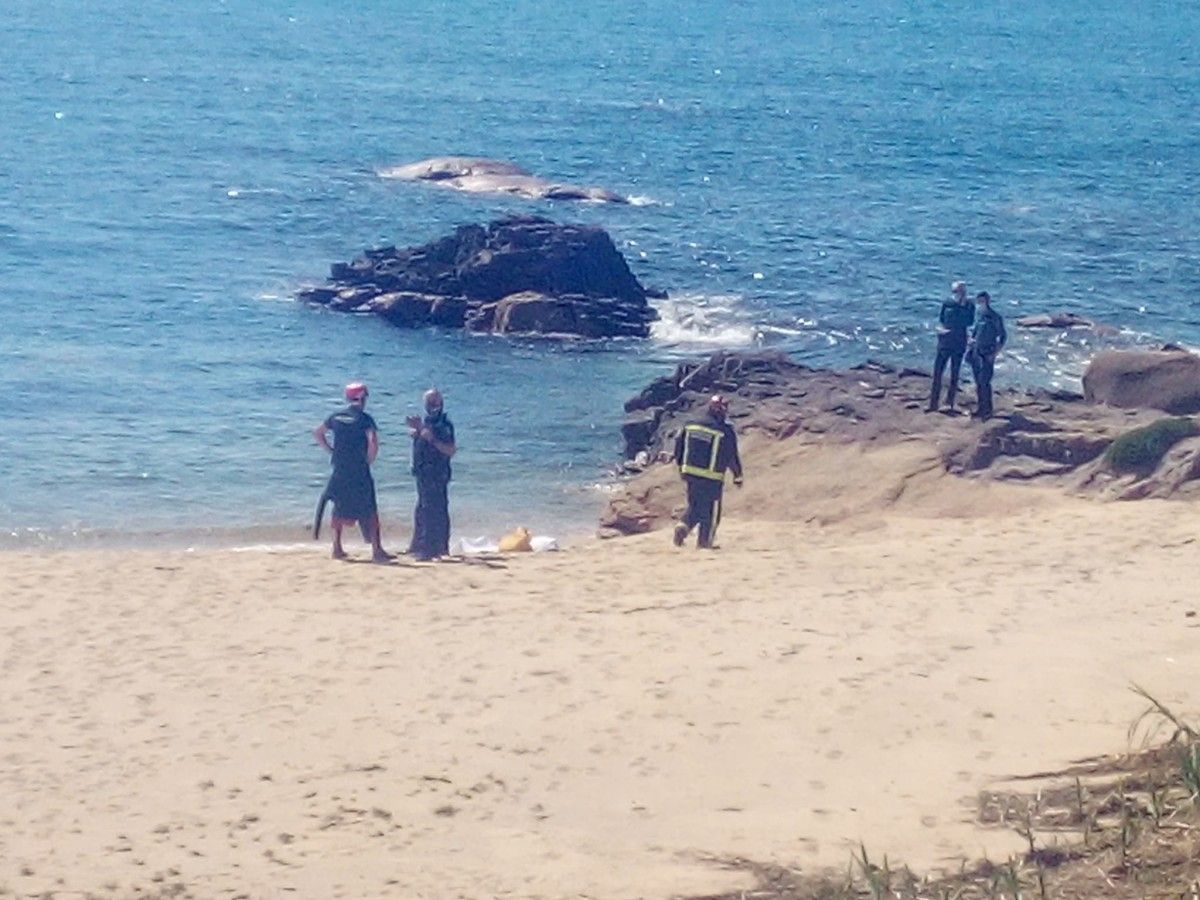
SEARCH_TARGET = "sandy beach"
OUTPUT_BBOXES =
[2,457,1199,899]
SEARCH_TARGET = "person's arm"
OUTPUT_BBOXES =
[673,428,685,467]
[996,314,1007,352]
[420,422,456,458]
[429,433,456,458]
[367,428,379,464]
[314,422,333,453]
[727,427,744,484]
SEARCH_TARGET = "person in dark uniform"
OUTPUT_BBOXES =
[313,382,391,562]
[672,394,743,550]
[967,291,1007,420]
[406,388,456,561]
[927,280,975,414]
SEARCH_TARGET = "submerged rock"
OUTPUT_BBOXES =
[1015,311,1119,335]
[378,156,629,204]
[297,216,659,339]
[1016,312,1094,328]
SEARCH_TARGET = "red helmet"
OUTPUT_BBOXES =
[344,382,369,402]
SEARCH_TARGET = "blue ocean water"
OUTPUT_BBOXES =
[3,0,1199,545]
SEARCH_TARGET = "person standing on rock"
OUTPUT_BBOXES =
[967,291,1007,420]
[672,395,743,550]
[927,280,975,414]
[313,383,392,562]
[406,388,456,561]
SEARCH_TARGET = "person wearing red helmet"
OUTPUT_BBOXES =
[313,382,391,562]
[671,394,743,549]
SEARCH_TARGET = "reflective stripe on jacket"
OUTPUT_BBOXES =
[673,413,743,482]
[679,423,726,481]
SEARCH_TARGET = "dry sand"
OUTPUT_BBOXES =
[2,451,1199,899]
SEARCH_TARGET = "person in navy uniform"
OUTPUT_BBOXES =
[406,388,457,561]
[672,394,743,549]
[313,382,391,562]
[967,291,1007,420]
[927,280,975,414]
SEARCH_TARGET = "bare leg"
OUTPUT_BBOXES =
[331,519,347,560]
[368,514,392,562]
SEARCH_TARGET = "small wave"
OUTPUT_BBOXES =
[224,187,281,199]
[625,194,662,207]
[650,293,762,348]
[0,521,318,552]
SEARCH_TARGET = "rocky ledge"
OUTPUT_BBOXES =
[297,216,659,339]
[602,348,1200,536]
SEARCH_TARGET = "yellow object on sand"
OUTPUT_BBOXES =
[498,527,533,552]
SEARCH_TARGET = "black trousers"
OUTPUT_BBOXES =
[971,352,996,417]
[681,476,724,548]
[929,344,966,409]
[409,478,450,559]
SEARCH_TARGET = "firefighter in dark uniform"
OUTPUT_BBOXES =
[406,388,456,561]
[672,394,743,549]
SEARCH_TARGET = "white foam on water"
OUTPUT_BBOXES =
[223,187,281,198]
[649,292,765,348]
[229,542,323,554]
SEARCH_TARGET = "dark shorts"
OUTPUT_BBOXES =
[325,467,378,522]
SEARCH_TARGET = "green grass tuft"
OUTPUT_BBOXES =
[1104,417,1199,474]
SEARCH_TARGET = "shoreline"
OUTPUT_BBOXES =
[0,500,607,553]
[3,481,1198,898]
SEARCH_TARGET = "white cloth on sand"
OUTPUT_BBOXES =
[452,535,559,555]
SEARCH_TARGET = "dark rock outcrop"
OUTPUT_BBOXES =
[601,351,1199,536]
[298,216,659,339]
[378,157,629,204]
[1082,349,1200,415]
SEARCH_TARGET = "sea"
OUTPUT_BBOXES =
[3,0,1199,548]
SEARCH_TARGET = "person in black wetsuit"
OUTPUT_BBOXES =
[672,394,744,550]
[968,291,1007,420]
[313,382,391,562]
[927,280,975,414]
[406,388,456,561]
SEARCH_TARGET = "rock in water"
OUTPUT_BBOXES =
[378,156,630,204]
[296,216,659,339]
[1082,349,1200,414]
[1016,312,1094,328]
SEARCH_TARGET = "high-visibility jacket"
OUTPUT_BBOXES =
[673,414,743,482]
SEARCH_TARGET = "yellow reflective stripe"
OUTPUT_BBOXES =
[680,424,725,480]
[680,464,724,480]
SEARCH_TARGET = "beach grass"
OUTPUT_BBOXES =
[1104,418,1198,475]
[687,687,1200,900]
